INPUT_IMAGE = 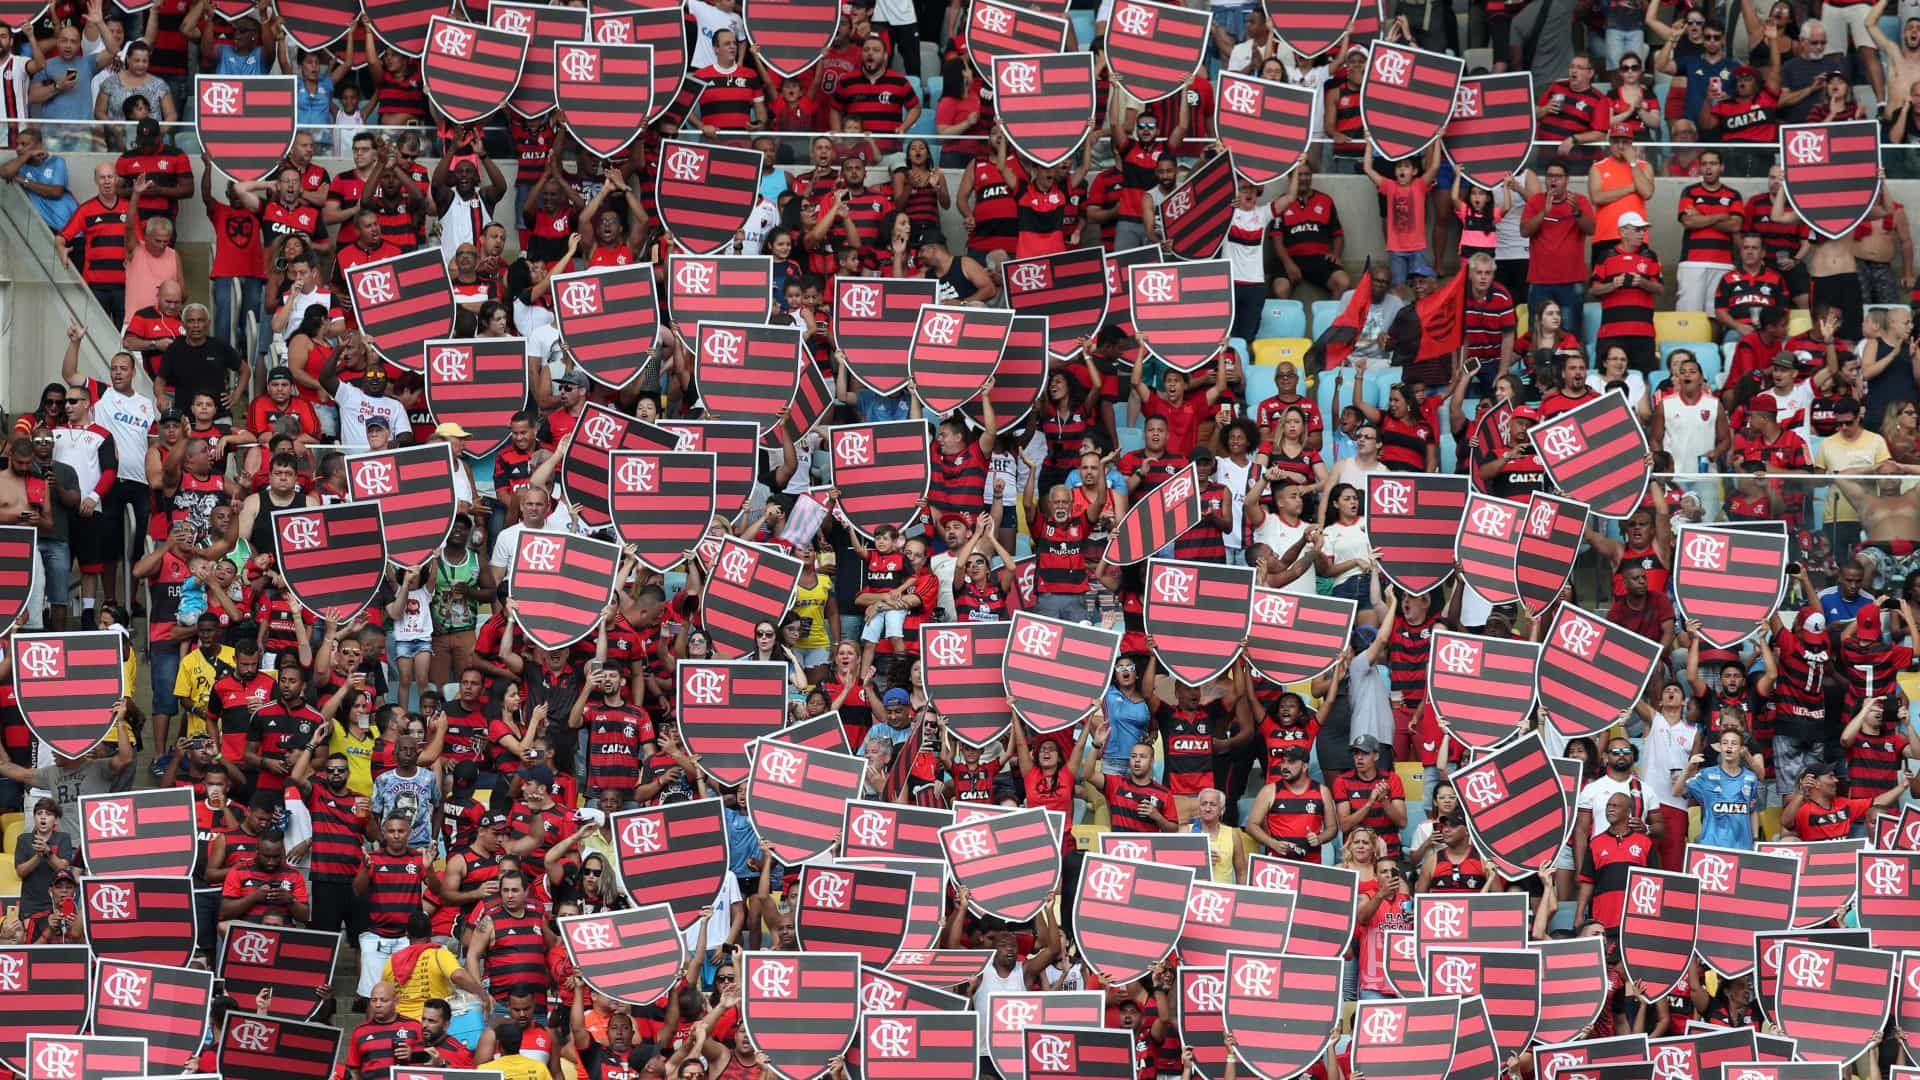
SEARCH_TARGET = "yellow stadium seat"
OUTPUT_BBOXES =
[1,818,22,856]
[1787,309,1813,336]
[1071,824,1104,851]
[1653,311,1710,345]
[1514,304,1529,339]
[1252,337,1311,372]
[0,860,19,898]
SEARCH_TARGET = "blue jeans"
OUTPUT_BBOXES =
[1389,250,1425,285]
[150,644,182,718]
[1527,282,1586,342]
[212,276,266,363]
[38,540,69,612]
[1208,5,1250,73]
[1602,28,1646,71]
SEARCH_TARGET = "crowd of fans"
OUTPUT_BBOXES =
[1,0,1920,1077]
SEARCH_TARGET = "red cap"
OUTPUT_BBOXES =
[1857,602,1883,639]
[1608,123,1635,139]
[1509,404,1541,422]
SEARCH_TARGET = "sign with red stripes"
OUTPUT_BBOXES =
[909,305,1011,415]
[1537,606,1663,738]
[217,923,338,1018]
[1532,390,1651,520]
[860,966,968,1016]
[1688,844,1799,977]
[1103,0,1207,102]
[559,906,684,1007]
[741,0,840,77]
[1426,630,1541,750]
[77,788,196,878]
[1157,152,1237,261]
[1451,731,1569,877]
[834,277,936,396]
[843,857,945,950]
[1128,260,1231,373]
[657,418,759,523]
[608,450,716,574]
[1534,1034,1652,1080]
[695,321,802,432]
[884,950,993,986]
[12,630,124,757]
[701,537,804,658]
[508,530,620,651]
[0,946,90,1073]
[1176,880,1291,968]
[965,314,1049,434]
[1352,996,1460,1080]
[1001,611,1121,733]
[490,2,589,117]
[1368,472,1468,596]
[745,739,866,866]
[666,254,773,349]
[1424,947,1541,1057]
[1025,1026,1133,1080]
[993,52,1095,167]
[678,660,790,788]
[1515,491,1589,615]
[1856,850,1920,952]
[655,141,765,255]
[81,875,195,966]
[1360,41,1464,160]
[1755,929,1870,1022]
[1758,839,1867,929]
[194,76,295,183]
[588,8,684,121]
[985,994,1102,1080]
[1672,524,1788,649]
[1223,951,1341,1080]
[1244,589,1355,686]
[0,525,32,635]
[1773,941,1893,1064]
[1246,857,1359,957]
[1175,969,1229,1079]
[23,1035,145,1080]
[941,807,1060,923]
[1454,490,1525,604]
[563,403,676,530]
[1215,73,1315,185]
[1143,558,1253,686]
[420,16,527,124]
[216,1011,342,1080]
[1071,855,1193,983]
[792,863,913,966]
[1104,463,1202,566]
[862,1011,977,1080]
[827,421,932,539]
[87,959,213,1074]
[1621,868,1702,997]
[344,248,455,372]
[1535,935,1613,1045]
[841,801,954,863]
[551,263,660,388]
[740,951,860,1080]
[346,443,456,570]
[1780,121,1883,240]
[423,337,528,457]
[362,0,440,54]
[966,0,1069,79]
[1003,246,1108,358]
[270,501,386,622]
[274,0,356,49]
[1261,0,1363,56]
[554,40,654,156]
[919,621,1013,748]
[610,799,732,929]
[1441,72,1537,189]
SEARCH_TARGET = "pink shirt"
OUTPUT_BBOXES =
[1378,177,1431,254]
[124,233,182,318]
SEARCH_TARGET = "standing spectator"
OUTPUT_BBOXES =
[58,160,131,323]
[1520,159,1595,341]
[1363,143,1441,288]
[200,155,267,361]
[94,41,176,127]
[1745,167,1811,307]
[1673,149,1744,314]
[1537,54,1610,154]
[1699,59,1782,176]
[1678,726,1762,850]
[30,25,102,149]
[122,279,183,379]
[0,128,78,232]
[1589,211,1662,372]
[1274,165,1352,299]
[122,176,185,318]
[156,303,248,422]
[1587,126,1653,262]
[12,799,76,920]
[1461,253,1516,391]
[115,116,190,221]
[692,30,769,138]
[1774,23,1834,123]
[1713,235,1789,340]
[1575,792,1655,931]
[831,34,921,144]
[1331,734,1406,860]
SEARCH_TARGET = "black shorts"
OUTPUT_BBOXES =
[1295,255,1342,290]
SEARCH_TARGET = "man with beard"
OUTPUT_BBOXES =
[332,206,404,299]
[433,152,508,262]
[356,814,442,999]
[243,663,324,787]
[829,33,919,144]
[22,424,75,631]
[918,232,995,305]
[321,356,410,452]
[417,999,477,1065]
[217,828,311,927]
[1573,734,1661,875]
[571,656,656,797]
[347,980,423,1080]
[568,998,659,1080]
[1083,731,1178,833]
[289,749,370,934]
[210,638,275,764]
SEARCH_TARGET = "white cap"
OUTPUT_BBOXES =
[1617,212,1649,229]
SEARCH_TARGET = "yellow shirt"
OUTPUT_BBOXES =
[1815,430,1892,523]
[330,723,377,796]
[790,575,832,649]
[173,644,236,737]
[383,944,460,1020]
[482,1054,548,1080]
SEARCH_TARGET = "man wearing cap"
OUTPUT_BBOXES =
[541,370,591,448]
[1330,735,1405,859]
[1734,381,1815,487]
[1520,159,1595,341]
[115,114,191,221]
[22,869,85,943]
[1588,210,1662,373]
[246,365,320,439]
[1769,608,1835,793]
[1586,124,1653,263]
[1700,58,1781,175]
[321,352,410,452]
[1480,404,1549,498]
[1415,812,1490,893]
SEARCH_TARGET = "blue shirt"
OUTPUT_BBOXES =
[214,44,269,75]
[295,76,334,128]
[1685,765,1759,850]
[19,156,77,230]
[722,805,763,877]
[757,168,790,204]
[1101,687,1152,775]
[1817,586,1874,628]
[32,52,97,121]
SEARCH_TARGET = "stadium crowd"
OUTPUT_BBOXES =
[2,0,1920,1076]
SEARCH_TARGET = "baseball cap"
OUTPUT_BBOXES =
[365,416,390,431]
[1746,393,1779,413]
[882,688,912,707]
[1800,610,1828,636]
[1857,602,1883,639]
[939,513,973,533]
[1770,351,1800,370]
[1408,262,1437,279]
[1617,211,1649,229]
[267,365,294,383]
[52,867,77,885]
[434,421,473,439]
[480,811,511,831]
[159,407,185,423]
[1732,64,1757,79]
[1509,404,1541,422]
[1608,123,1635,139]
[557,370,592,389]
[522,764,555,787]
[1350,734,1381,753]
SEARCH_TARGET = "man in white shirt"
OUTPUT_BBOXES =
[486,484,575,589]
[327,361,410,451]
[687,0,745,69]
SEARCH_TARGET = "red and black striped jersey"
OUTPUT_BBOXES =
[366,850,429,935]
[1677,181,1744,264]
[306,784,366,881]
[1275,192,1342,260]
[1591,247,1663,340]
[60,197,129,285]
[831,71,919,132]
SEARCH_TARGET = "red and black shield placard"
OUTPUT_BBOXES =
[1442,72,1536,189]
[270,501,385,621]
[1382,930,1421,996]
[745,739,865,866]
[1621,868,1703,996]
[964,313,1049,434]
[1857,850,1920,952]
[792,863,913,965]
[1177,969,1230,1079]
[1454,491,1525,604]
[1451,732,1569,877]
[763,358,832,452]
[420,16,527,124]
[1367,472,1467,596]
[76,788,196,878]
[217,1011,342,1080]
[702,537,804,658]
[687,245,777,344]
[362,0,440,55]
[13,626,123,753]
[346,443,456,570]
[1673,524,1788,649]
[909,305,1011,415]
[1759,840,1867,929]
[1003,246,1107,358]
[1781,121,1883,240]
[827,421,932,539]
[22,1035,144,1080]
[1105,463,1202,566]
[1425,948,1541,1057]
[1516,491,1588,615]
[555,41,654,157]
[1071,855,1194,983]
[967,0,1068,78]
[1534,1035,1652,1080]
[274,0,355,49]
[885,949,993,986]
[0,524,32,634]
[765,713,851,760]
[490,2,589,118]
[696,321,802,432]
[739,950,860,1080]
[863,1011,977,1080]
[509,530,620,651]
[1687,845,1799,977]
[194,76,294,183]
[1532,390,1651,520]
[609,450,717,573]
[1178,881,1292,968]
[1215,73,1315,185]
[589,8,685,121]
[88,959,213,1074]
[1261,0,1362,55]
[217,923,339,1017]
[993,52,1095,167]
[610,799,732,928]
[677,659,790,788]
[560,906,684,1007]
[1449,998,1503,1080]
[1427,630,1539,750]
[345,249,455,371]
[941,807,1060,923]
[1129,260,1231,373]
[986,993,1102,1080]
[1537,606,1662,738]
[423,337,529,457]
[81,875,195,966]
[741,0,839,77]
[1025,1026,1133,1080]
[1352,996,1460,1080]
[1096,832,1212,876]
[1244,589,1355,686]
[919,621,1013,748]
[1001,611,1121,733]
[834,277,936,396]
[0,946,89,1073]
[1360,41,1464,161]
[1722,1065,1841,1080]
[1103,0,1206,102]
[655,140,764,255]
[1223,951,1341,1080]
[1535,936,1613,1045]
[861,965,968,1016]
[551,263,661,388]
[1413,891,1528,976]
[1755,929,1870,1021]
[843,857,945,950]
[1774,941,1893,1063]
[657,418,759,522]
[1144,558,1254,686]
[1897,951,1920,1038]
[1158,152,1236,261]
[563,402,676,530]
[1246,857,1360,958]
[842,800,954,862]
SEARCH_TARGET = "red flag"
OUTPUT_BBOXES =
[1309,268,1372,371]
[1415,271,1466,365]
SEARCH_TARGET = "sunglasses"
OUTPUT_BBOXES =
[582,868,602,877]
[1607,748,1633,756]
[716,973,738,983]
[1619,64,1641,71]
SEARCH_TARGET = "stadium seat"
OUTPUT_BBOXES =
[1666,341,1721,386]
[1228,338,1251,369]
[1514,303,1528,339]
[1256,299,1307,340]
[1071,10,1096,48]
[1317,364,1352,422]
[1243,364,1278,410]
[1,817,20,855]
[1253,337,1311,372]
[1365,366,1401,411]
[1787,309,1813,335]
[1117,425,1146,455]
[1583,301,1604,354]
[1653,311,1710,345]
[1310,299,1345,338]
[907,78,939,135]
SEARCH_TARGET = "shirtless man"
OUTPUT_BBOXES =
[1868,0,1920,109]
[1773,169,1889,340]
[0,436,53,532]
[1835,461,1920,544]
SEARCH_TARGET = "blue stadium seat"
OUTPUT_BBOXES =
[1316,366,1349,426]
[1310,299,1344,338]
[1243,365,1278,411]
[1583,301,1603,355]
[1365,366,1401,411]
[908,78,939,135]
[1229,338,1251,369]
[1070,9,1096,48]
[1256,299,1307,341]
[1720,339,1741,389]
[1117,425,1146,455]
[1665,341,1720,387]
